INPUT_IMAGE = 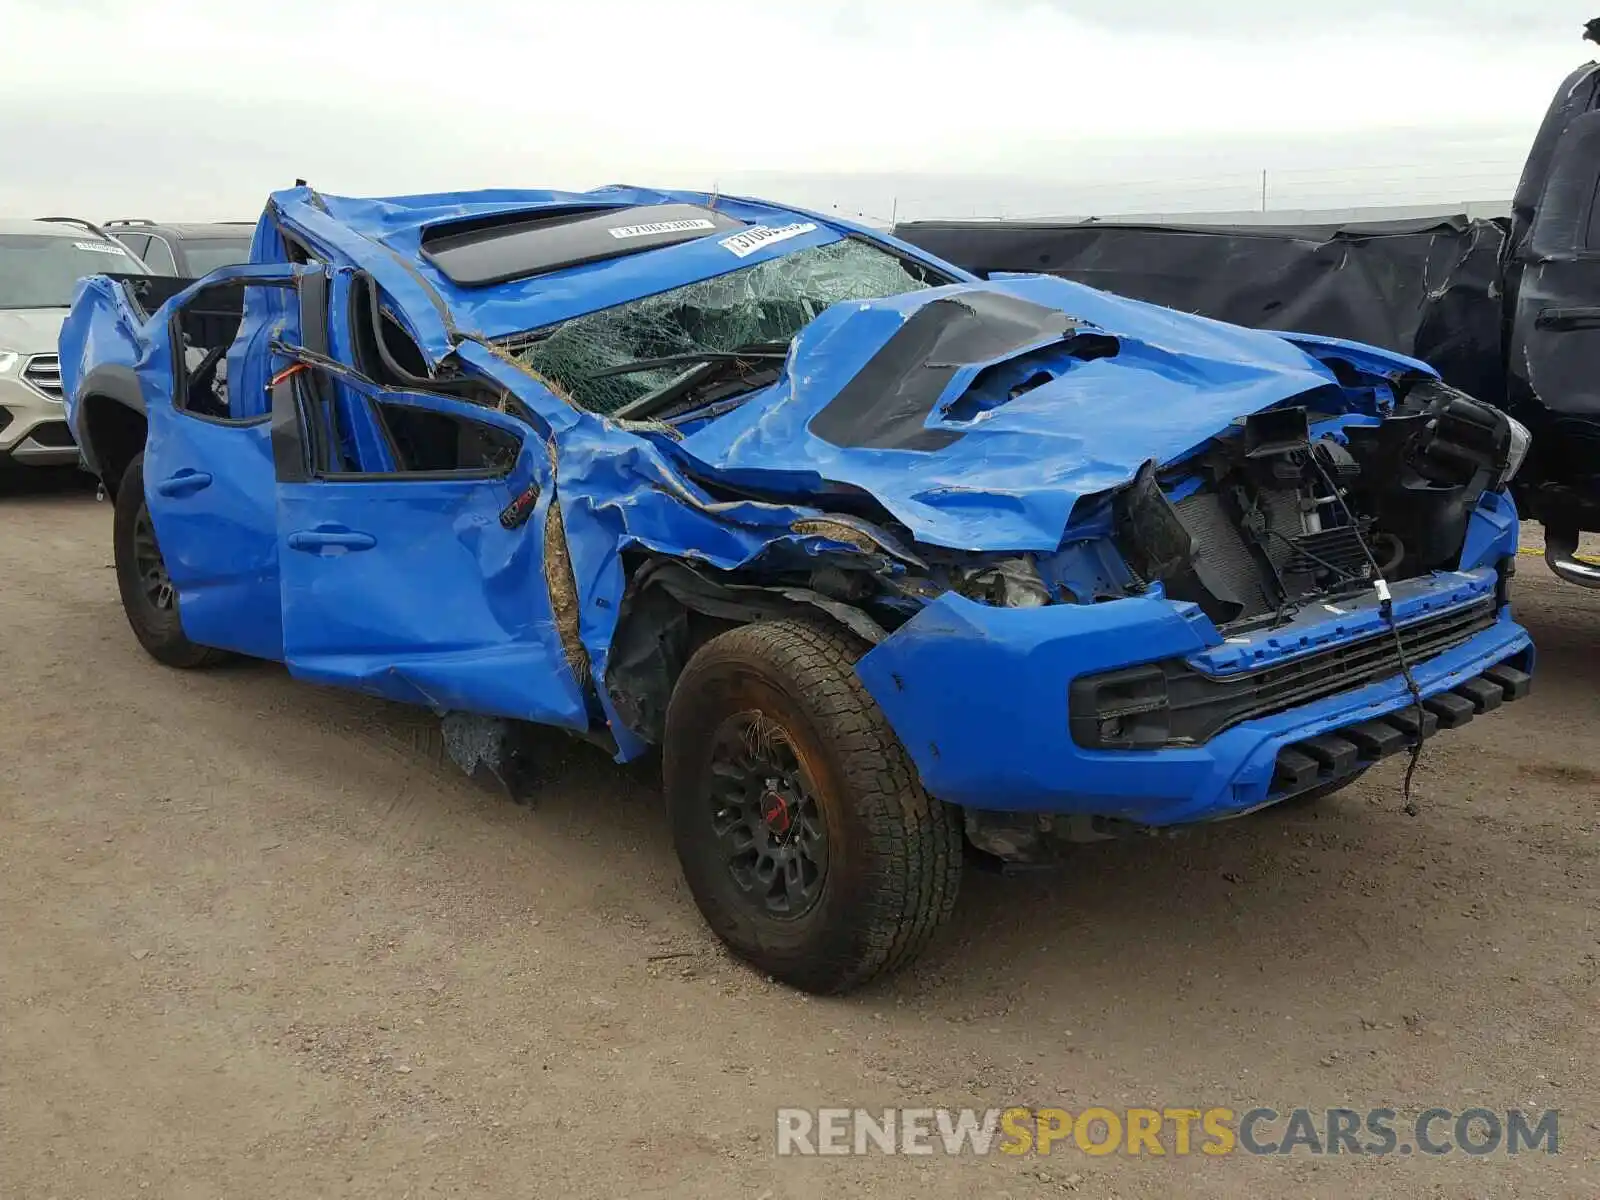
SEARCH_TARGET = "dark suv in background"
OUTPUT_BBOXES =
[103,220,254,277]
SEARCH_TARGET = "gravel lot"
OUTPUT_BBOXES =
[2,475,1597,1199]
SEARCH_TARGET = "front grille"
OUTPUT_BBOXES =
[1071,598,1499,747]
[1184,599,1498,734]
[22,355,62,400]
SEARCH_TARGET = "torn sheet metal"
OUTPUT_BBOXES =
[671,273,1410,551]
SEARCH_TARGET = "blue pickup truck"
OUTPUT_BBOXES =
[58,185,1534,992]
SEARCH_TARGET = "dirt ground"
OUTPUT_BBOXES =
[2,473,1597,1200]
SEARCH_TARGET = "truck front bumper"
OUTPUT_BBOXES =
[854,567,1532,828]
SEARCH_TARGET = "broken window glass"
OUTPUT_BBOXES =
[512,239,943,415]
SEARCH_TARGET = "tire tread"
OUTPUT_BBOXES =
[667,618,961,993]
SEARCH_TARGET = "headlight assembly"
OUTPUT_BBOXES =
[1498,415,1531,487]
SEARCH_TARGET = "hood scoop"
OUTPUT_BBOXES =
[807,291,1103,453]
[939,332,1120,424]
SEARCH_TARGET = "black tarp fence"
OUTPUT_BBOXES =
[892,216,1509,406]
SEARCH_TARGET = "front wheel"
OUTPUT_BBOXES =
[663,619,962,994]
[112,452,227,669]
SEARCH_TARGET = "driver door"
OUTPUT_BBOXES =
[267,334,588,731]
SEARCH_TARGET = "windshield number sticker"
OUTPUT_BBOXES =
[74,241,129,255]
[607,218,716,240]
[719,222,818,259]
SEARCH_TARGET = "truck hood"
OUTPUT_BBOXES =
[0,308,67,354]
[672,274,1422,551]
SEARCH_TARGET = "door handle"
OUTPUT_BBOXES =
[1535,306,1600,331]
[287,528,377,553]
[154,470,213,497]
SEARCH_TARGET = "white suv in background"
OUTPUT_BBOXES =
[0,218,148,470]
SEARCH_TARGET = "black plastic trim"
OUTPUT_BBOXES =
[419,202,745,287]
[808,291,1074,452]
[77,364,146,414]
[1269,653,1531,798]
[269,374,309,483]
[1072,598,1499,748]
[73,365,149,478]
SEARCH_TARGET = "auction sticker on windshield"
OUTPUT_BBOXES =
[608,218,716,240]
[73,241,130,255]
[719,222,819,259]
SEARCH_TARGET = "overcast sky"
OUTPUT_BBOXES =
[0,0,1592,221]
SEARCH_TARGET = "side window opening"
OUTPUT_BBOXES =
[174,280,245,418]
[372,401,520,474]
[349,274,430,388]
[289,361,521,477]
[283,233,317,265]
[172,278,294,422]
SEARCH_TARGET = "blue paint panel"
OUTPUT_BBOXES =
[1460,488,1521,573]
[855,591,1532,824]
[141,264,307,660]
[145,419,284,659]
[275,390,587,729]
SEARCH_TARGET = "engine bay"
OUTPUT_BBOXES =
[1112,378,1527,631]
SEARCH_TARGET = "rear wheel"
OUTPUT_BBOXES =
[112,452,227,669]
[663,619,962,994]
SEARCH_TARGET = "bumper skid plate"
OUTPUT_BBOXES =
[1270,661,1532,795]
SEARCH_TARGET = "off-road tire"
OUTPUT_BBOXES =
[663,618,962,994]
[112,452,227,669]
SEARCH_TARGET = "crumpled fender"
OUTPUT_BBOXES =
[853,588,1218,807]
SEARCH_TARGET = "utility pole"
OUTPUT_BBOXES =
[1260,169,1268,213]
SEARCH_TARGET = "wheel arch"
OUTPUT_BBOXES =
[76,366,148,498]
[603,557,889,747]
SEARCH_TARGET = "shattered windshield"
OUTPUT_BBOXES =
[513,239,943,414]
